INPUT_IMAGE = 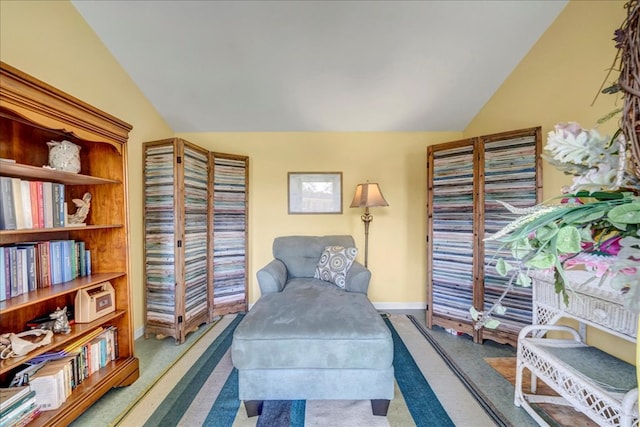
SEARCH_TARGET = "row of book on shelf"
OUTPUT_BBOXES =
[0,240,91,302]
[0,326,119,426]
[0,177,67,231]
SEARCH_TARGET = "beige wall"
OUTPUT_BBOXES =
[0,0,174,332]
[464,0,635,364]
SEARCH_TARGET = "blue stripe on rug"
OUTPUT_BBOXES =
[383,316,455,427]
[151,314,456,426]
[143,314,245,427]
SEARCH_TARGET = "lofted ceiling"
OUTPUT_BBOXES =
[71,0,567,132]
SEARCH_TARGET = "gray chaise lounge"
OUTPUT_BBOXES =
[231,235,394,417]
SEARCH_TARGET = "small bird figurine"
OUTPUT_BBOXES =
[68,192,92,225]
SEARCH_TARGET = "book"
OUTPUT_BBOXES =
[37,241,51,288]
[42,182,53,228]
[16,247,27,295]
[0,391,36,424]
[51,184,62,228]
[0,176,17,230]
[19,180,32,229]
[29,364,65,411]
[11,178,24,230]
[0,386,31,412]
[0,247,5,302]
[61,240,74,283]
[76,241,86,277]
[85,250,91,276]
[16,244,37,292]
[49,241,63,285]
[7,246,19,297]
[28,181,39,229]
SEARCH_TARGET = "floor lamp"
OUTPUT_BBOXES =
[350,182,389,268]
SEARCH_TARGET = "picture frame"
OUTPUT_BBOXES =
[288,172,343,214]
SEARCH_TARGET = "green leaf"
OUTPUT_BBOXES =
[495,259,513,276]
[495,304,507,315]
[484,319,501,329]
[525,252,555,269]
[535,223,558,242]
[608,202,640,224]
[516,272,532,287]
[511,238,532,259]
[470,307,480,321]
[556,226,581,253]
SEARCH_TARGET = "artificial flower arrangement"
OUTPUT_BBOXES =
[472,122,640,330]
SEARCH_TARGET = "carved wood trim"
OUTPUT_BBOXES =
[0,61,132,152]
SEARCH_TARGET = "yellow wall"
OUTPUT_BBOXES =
[464,0,634,364]
[0,0,174,332]
[176,132,459,306]
[1,0,635,365]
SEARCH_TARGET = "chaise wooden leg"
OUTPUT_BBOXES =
[371,399,390,416]
[244,400,264,417]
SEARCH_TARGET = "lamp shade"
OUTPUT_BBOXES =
[350,183,389,208]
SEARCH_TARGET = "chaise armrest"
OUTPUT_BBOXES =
[345,261,371,294]
[257,259,288,295]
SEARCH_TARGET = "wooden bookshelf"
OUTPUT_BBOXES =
[0,61,139,426]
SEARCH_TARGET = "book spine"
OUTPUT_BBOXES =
[50,241,63,285]
[20,180,33,229]
[0,176,17,230]
[8,247,18,297]
[3,247,11,300]
[61,240,73,283]
[36,181,44,228]
[11,178,24,229]
[0,247,5,301]
[19,244,37,292]
[38,241,51,288]
[52,184,61,228]
[29,181,39,229]
[85,250,91,276]
[77,241,86,277]
[15,248,26,295]
[58,184,65,227]
[43,182,53,228]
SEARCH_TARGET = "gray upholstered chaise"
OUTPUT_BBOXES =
[231,235,394,417]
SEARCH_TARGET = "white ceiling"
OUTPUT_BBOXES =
[72,0,567,132]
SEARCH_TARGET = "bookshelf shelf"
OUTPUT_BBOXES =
[0,162,120,186]
[0,310,125,375]
[0,61,139,426]
[0,273,125,313]
[0,225,123,245]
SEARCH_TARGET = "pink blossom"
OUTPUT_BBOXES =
[554,122,583,139]
[599,236,622,256]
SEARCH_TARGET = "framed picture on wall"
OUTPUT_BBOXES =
[288,172,343,214]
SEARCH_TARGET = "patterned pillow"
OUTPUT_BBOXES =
[314,246,358,288]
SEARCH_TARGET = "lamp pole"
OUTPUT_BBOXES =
[361,206,373,268]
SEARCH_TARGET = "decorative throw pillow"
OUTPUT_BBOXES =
[314,246,358,288]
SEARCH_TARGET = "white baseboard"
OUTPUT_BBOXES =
[135,327,145,340]
[372,302,426,310]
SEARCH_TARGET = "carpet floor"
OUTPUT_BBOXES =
[118,314,497,426]
[71,312,548,426]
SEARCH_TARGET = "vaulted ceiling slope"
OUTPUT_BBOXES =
[72,1,567,132]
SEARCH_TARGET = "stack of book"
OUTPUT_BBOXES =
[10,326,118,413]
[0,386,40,427]
[0,177,66,231]
[0,240,91,301]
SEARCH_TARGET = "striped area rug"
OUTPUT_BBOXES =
[117,315,497,427]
